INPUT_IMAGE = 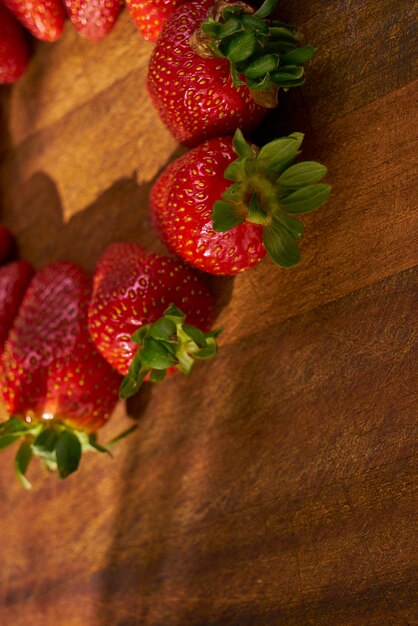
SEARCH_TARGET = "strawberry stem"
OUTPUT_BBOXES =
[212,129,331,269]
[192,0,316,107]
[120,305,221,399]
[0,414,136,487]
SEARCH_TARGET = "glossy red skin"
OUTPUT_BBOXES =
[3,0,66,42]
[151,137,266,275]
[0,225,13,262]
[1,262,121,433]
[65,0,123,41]
[126,0,186,42]
[0,5,29,84]
[147,0,267,147]
[88,243,215,376]
[0,261,33,352]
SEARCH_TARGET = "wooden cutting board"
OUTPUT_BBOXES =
[0,2,417,624]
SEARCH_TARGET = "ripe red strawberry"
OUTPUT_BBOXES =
[151,130,330,275]
[0,262,122,486]
[126,0,186,42]
[147,0,316,146]
[0,225,13,262]
[88,243,219,398]
[0,5,29,84]
[0,261,33,352]
[64,0,123,41]
[3,0,66,42]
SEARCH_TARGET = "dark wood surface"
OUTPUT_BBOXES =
[0,2,417,624]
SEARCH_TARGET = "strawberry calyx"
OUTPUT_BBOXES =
[0,416,137,489]
[191,0,316,107]
[212,129,331,268]
[120,305,222,399]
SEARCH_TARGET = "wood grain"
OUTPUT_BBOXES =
[0,3,417,625]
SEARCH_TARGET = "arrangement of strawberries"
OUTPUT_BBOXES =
[0,0,331,487]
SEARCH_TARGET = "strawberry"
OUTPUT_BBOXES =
[64,0,123,41]
[147,0,316,146]
[126,0,186,42]
[0,262,123,487]
[88,243,219,398]
[3,0,66,42]
[0,5,29,84]
[0,225,13,262]
[0,261,33,352]
[151,130,330,275]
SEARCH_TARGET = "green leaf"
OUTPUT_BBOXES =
[55,431,82,479]
[75,429,112,457]
[194,340,218,360]
[226,31,257,64]
[161,340,177,357]
[230,63,244,87]
[222,5,245,20]
[217,17,243,40]
[130,351,145,384]
[201,19,222,37]
[0,417,34,436]
[149,317,177,342]
[278,214,304,240]
[33,428,59,454]
[232,129,254,159]
[15,440,33,490]
[271,74,305,88]
[0,433,22,450]
[240,15,269,35]
[256,133,304,179]
[247,73,272,90]
[243,54,279,79]
[212,200,244,232]
[247,194,268,225]
[165,304,185,322]
[279,161,327,189]
[149,369,167,383]
[254,0,278,19]
[182,325,206,348]
[269,22,299,42]
[140,337,179,370]
[244,158,257,177]
[120,376,135,398]
[265,43,298,58]
[263,35,299,51]
[208,328,223,339]
[120,370,147,399]
[107,424,138,448]
[280,44,316,65]
[281,184,331,214]
[263,220,301,268]
[222,183,241,202]
[88,437,112,456]
[224,159,247,182]
[131,326,148,346]
[275,64,304,79]
[270,20,299,31]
